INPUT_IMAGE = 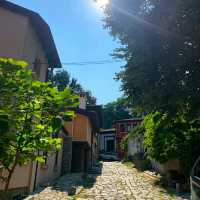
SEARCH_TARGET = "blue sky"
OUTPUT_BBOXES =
[10,0,124,105]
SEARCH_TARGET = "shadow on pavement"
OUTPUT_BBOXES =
[153,177,190,200]
[122,158,190,200]
[49,162,103,196]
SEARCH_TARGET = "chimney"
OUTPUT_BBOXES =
[79,92,87,109]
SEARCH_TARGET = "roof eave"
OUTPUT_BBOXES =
[0,0,62,68]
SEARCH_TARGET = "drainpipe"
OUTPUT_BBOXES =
[72,120,74,138]
[33,150,39,191]
[51,67,54,79]
[91,131,94,168]
[45,66,54,83]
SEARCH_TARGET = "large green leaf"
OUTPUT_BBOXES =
[0,58,78,173]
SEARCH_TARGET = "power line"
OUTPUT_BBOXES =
[33,59,124,66]
[61,60,123,66]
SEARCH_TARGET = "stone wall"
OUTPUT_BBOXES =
[151,159,180,176]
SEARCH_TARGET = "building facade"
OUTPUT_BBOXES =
[62,107,102,173]
[0,0,61,82]
[0,1,61,199]
[63,111,93,173]
[62,94,102,173]
[127,136,144,157]
[115,119,143,159]
[99,129,116,154]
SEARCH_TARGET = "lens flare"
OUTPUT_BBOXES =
[96,0,109,7]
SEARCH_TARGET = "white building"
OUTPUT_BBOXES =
[99,129,116,153]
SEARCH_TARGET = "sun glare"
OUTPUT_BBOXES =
[96,0,109,7]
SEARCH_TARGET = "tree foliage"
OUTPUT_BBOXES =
[52,70,96,105]
[104,0,200,174]
[0,58,79,190]
[143,112,200,175]
[103,98,132,129]
[104,0,200,115]
[52,70,71,91]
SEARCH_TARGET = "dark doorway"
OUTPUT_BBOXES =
[71,143,84,172]
[71,142,90,172]
[106,140,115,152]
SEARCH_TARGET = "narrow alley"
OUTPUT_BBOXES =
[1,1,200,199]
[26,162,189,200]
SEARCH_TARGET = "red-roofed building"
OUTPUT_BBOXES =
[115,118,143,159]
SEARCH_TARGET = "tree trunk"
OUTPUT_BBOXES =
[4,153,19,191]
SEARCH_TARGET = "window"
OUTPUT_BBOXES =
[133,124,137,129]
[127,124,132,132]
[120,124,125,132]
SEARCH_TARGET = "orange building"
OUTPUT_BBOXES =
[62,103,102,173]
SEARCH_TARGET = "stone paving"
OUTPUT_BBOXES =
[26,162,190,200]
[25,173,83,200]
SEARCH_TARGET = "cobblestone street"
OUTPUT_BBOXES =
[26,162,190,200]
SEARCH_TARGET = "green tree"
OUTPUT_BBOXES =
[103,98,132,129]
[52,70,70,91]
[69,78,83,93]
[0,58,78,190]
[104,0,200,115]
[85,91,97,105]
[104,0,200,175]
[52,70,96,105]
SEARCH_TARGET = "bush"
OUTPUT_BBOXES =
[121,135,129,151]
[143,112,200,177]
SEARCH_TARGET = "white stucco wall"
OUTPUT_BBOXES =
[22,22,48,82]
[128,137,143,156]
[0,7,48,82]
[0,7,28,59]
[0,6,59,193]
[0,164,32,190]
[35,148,63,188]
